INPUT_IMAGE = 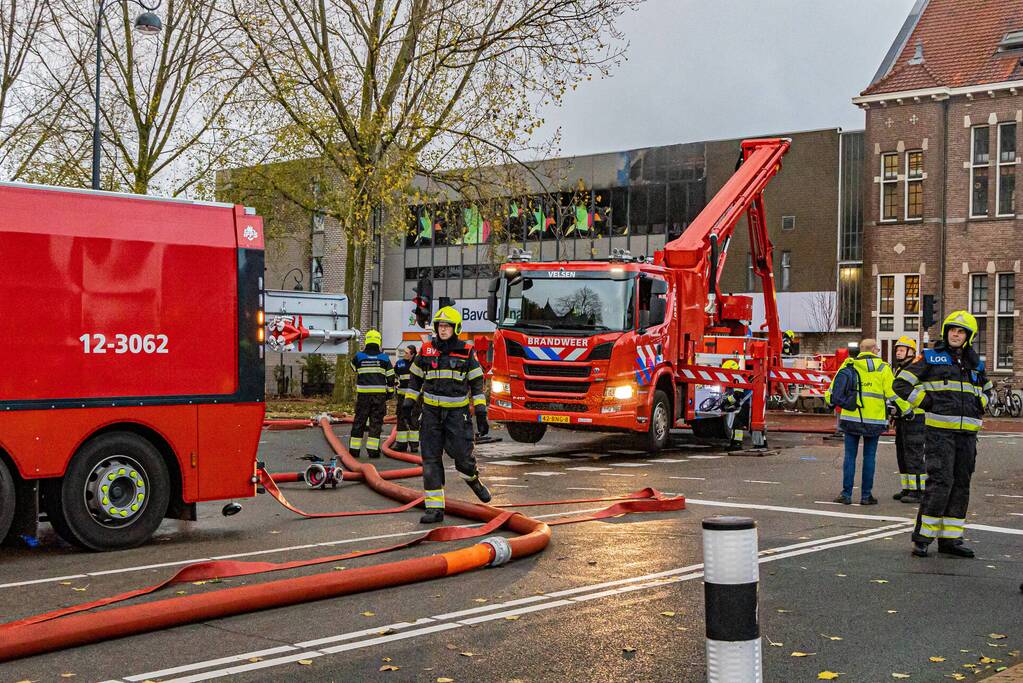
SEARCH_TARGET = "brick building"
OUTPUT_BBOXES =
[853,0,1023,380]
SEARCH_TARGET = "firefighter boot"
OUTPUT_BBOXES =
[465,474,492,503]
[420,509,444,524]
[893,490,907,501]
[912,542,929,557]
[938,540,975,558]
[393,442,408,453]
[900,493,922,504]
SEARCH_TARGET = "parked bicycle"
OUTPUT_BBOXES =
[986,378,1022,418]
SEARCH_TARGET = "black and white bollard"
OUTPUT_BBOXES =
[703,516,761,683]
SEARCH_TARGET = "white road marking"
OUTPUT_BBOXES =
[130,524,909,683]
[688,455,724,460]
[530,456,572,463]
[524,471,565,477]
[609,463,651,468]
[599,473,636,477]
[648,458,688,463]
[487,460,529,466]
[485,476,519,481]
[566,466,611,472]
[493,484,530,488]
[669,476,705,481]
[744,480,781,485]
[566,487,607,492]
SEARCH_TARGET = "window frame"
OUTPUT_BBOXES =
[781,250,791,292]
[904,149,924,221]
[878,274,896,332]
[996,122,1017,217]
[880,152,899,222]
[970,125,991,218]
[995,272,1015,371]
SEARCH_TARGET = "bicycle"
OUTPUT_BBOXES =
[986,378,1022,418]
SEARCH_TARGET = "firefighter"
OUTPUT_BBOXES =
[891,336,926,504]
[782,329,796,356]
[719,359,750,450]
[403,306,491,524]
[825,339,911,506]
[393,344,420,453]
[349,329,395,459]
[894,311,991,558]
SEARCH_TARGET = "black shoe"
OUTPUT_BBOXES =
[420,509,444,524]
[938,541,975,558]
[892,490,906,501]
[834,495,852,505]
[368,451,381,459]
[899,494,921,504]
[912,542,929,557]
[860,496,878,506]
[466,476,492,503]
[393,443,408,453]
[410,443,419,453]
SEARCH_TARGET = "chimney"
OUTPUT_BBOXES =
[908,39,925,65]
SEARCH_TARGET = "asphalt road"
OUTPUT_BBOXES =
[1,421,1021,682]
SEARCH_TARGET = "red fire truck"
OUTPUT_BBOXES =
[0,182,266,551]
[486,139,833,450]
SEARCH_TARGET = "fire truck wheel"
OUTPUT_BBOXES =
[0,458,15,544]
[644,390,671,452]
[506,422,548,444]
[42,433,170,551]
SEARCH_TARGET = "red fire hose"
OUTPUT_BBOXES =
[0,417,684,662]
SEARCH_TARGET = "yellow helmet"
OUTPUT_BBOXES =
[894,336,917,353]
[941,310,978,345]
[364,329,382,347]
[432,306,463,335]
[783,329,795,339]
[722,359,740,370]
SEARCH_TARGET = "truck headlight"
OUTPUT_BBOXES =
[492,378,510,394]
[604,384,634,400]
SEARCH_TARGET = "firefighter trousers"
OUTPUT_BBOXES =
[351,393,387,457]
[396,397,421,449]
[912,429,976,545]
[895,413,926,492]
[420,405,479,509]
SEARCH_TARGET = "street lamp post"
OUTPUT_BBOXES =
[92,0,164,191]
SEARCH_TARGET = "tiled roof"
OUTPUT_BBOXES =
[862,0,1023,96]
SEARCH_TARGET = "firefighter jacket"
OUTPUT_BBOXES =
[893,356,925,416]
[405,338,486,410]
[826,352,909,436]
[351,348,396,395]
[395,357,415,398]
[893,343,991,433]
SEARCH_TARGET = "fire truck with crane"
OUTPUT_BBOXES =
[484,138,835,451]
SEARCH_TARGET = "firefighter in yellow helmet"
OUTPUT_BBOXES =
[893,311,991,558]
[782,329,797,356]
[349,329,395,458]
[891,336,926,503]
[403,306,490,523]
[719,359,750,450]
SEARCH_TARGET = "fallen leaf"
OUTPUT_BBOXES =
[14,680,37,683]
[870,579,889,584]
[378,628,397,636]
[60,676,76,679]
[997,667,1008,672]
[473,598,487,603]
[333,566,346,571]
[676,626,689,631]
[382,657,392,662]
[791,651,816,657]
[71,587,87,592]
[459,652,474,657]
[821,634,844,641]
[660,611,677,617]
[961,650,972,653]
[945,674,966,680]
[818,673,841,680]
[437,679,455,682]
[892,675,910,680]
[504,615,520,621]
[59,581,72,586]
[887,610,899,614]
[623,647,637,653]
[191,581,207,586]
[361,611,376,617]
[777,609,791,613]
[445,644,459,651]
[988,643,1007,648]
[766,637,784,647]
[379,665,400,672]
[963,664,978,670]
[979,656,1001,664]
[835,573,847,578]
[930,656,946,662]
[248,657,263,663]
[989,634,1007,640]
[297,660,313,666]
[175,590,187,595]
[269,530,280,534]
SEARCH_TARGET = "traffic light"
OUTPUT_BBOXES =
[922,294,937,330]
[412,276,432,329]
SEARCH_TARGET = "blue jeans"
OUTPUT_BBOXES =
[842,432,879,500]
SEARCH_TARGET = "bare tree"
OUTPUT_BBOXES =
[805,290,838,352]
[28,0,258,196]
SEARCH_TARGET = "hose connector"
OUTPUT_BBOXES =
[481,536,512,567]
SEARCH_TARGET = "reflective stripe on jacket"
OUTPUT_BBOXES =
[893,345,989,432]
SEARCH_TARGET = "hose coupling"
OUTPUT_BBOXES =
[481,536,512,567]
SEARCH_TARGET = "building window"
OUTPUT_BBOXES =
[781,251,791,291]
[997,273,1015,370]
[746,252,755,291]
[970,273,989,362]
[878,274,895,332]
[838,265,862,329]
[903,274,920,331]
[998,122,1017,216]
[881,153,899,221]
[781,215,796,231]
[905,150,923,220]
[971,126,990,218]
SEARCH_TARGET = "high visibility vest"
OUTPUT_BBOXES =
[827,353,905,428]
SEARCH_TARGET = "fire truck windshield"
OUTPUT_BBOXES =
[499,277,634,332]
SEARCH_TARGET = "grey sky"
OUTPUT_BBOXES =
[535,0,916,157]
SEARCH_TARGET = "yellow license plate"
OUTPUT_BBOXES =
[539,414,571,424]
